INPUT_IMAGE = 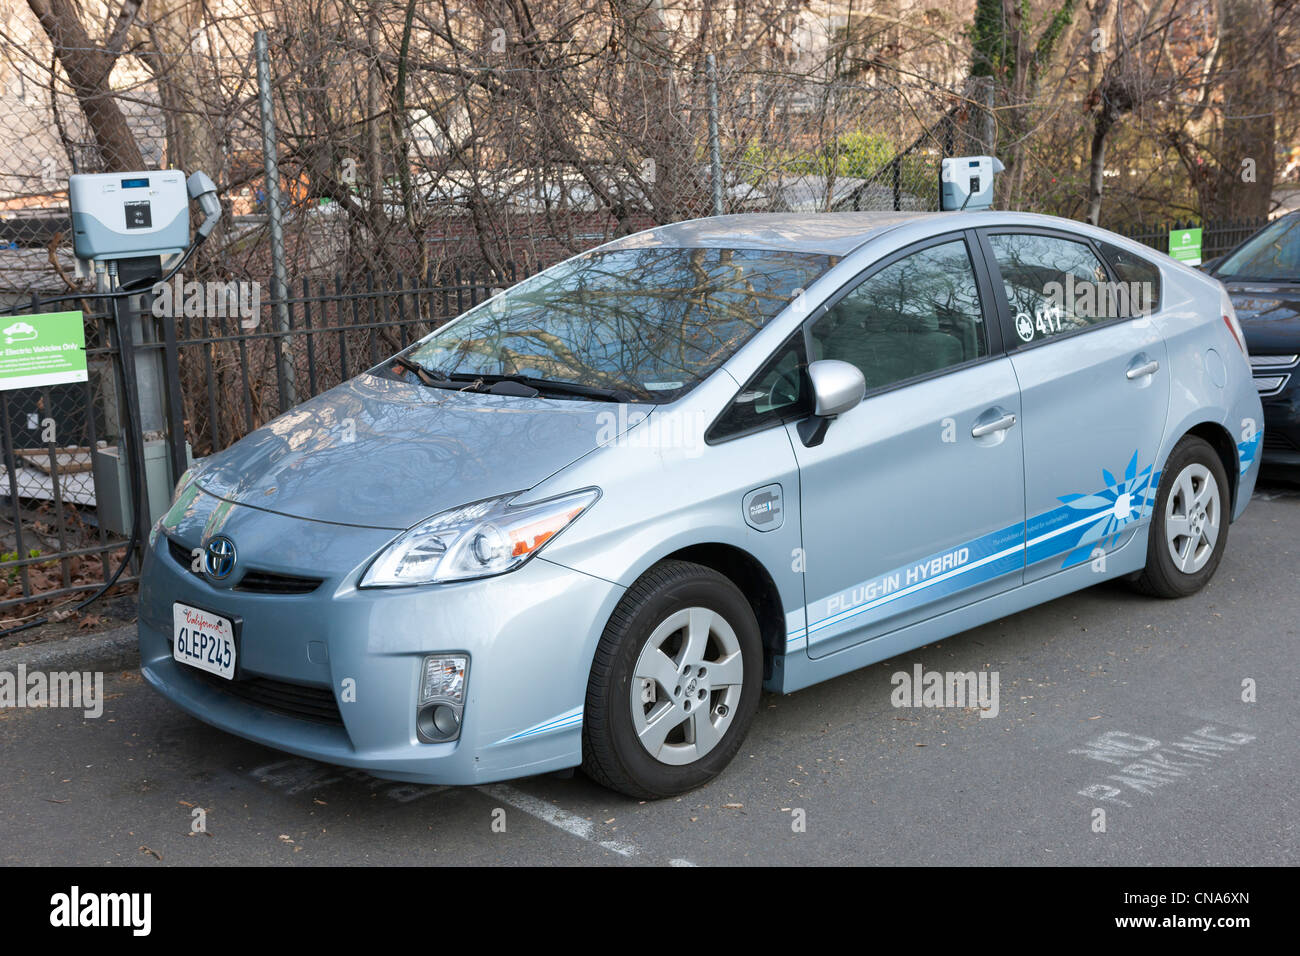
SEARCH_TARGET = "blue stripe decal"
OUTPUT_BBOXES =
[791,451,1160,648]
[502,707,583,742]
[806,522,1023,636]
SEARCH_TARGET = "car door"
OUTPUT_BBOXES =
[976,228,1170,581]
[789,232,1027,660]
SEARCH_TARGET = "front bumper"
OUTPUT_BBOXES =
[1260,385,1300,469]
[138,500,624,785]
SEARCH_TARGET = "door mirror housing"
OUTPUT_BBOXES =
[798,360,866,446]
[809,360,865,417]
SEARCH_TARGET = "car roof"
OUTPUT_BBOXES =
[602,212,965,257]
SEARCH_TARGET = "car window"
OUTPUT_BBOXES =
[400,246,833,402]
[988,233,1115,345]
[1096,240,1161,315]
[1215,215,1300,281]
[809,239,988,391]
[707,333,810,442]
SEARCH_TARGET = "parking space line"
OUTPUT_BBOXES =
[479,784,669,862]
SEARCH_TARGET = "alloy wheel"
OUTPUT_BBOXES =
[1164,462,1221,574]
[629,607,745,766]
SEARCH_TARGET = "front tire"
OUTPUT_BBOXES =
[1133,436,1230,598]
[581,560,763,799]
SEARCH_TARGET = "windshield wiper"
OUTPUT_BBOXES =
[390,355,446,387]
[443,372,638,403]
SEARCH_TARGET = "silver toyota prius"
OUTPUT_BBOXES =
[140,211,1264,798]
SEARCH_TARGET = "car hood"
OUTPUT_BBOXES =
[193,372,648,530]
[1224,279,1300,353]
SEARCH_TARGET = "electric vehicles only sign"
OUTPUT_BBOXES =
[1168,227,1203,266]
[0,311,88,391]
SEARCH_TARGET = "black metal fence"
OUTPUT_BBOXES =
[1110,218,1268,261]
[0,270,509,616]
[0,305,131,612]
[139,267,517,465]
[0,212,1279,614]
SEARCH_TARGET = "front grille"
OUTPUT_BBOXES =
[1253,372,1291,398]
[165,535,323,594]
[1249,353,1299,370]
[190,667,343,725]
[168,535,196,569]
[1263,431,1298,453]
[234,571,322,595]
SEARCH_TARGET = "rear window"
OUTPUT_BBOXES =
[1096,240,1162,316]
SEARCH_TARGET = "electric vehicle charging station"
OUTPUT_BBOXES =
[65,170,221,542]
[69,171,192,262]
[939,155,1004,211]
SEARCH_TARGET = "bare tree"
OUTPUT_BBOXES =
[24,0,145,169]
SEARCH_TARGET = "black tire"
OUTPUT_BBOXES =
[581,560,763,799]
[1132,436,1231,598]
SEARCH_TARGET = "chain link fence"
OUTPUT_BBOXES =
[0,1,1106,614]
[1,2,987,296]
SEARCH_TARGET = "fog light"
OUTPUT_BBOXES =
[432,705,460,736]
[420,655,467,706]
[417,703,462,742]
[417,655,467,743]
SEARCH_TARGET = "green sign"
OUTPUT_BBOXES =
[1169,227,1203,266]
[0,311,87,391]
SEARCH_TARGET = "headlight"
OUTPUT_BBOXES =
[360,488,599,587]
[155,467,200,542]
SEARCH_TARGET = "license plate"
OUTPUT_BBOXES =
[173,603,237,680]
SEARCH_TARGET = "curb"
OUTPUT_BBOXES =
[0,623,139,673]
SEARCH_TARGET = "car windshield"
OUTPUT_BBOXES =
[1216,216,1300,281]
[395,246,834,401]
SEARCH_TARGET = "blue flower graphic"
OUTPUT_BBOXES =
[1237,430,1262,475]
[1056,451,1156,568]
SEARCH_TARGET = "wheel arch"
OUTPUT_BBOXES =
[657,543,786,679]
[1178,420,1240,513]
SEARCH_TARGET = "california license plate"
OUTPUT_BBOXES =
[173,603,237,680]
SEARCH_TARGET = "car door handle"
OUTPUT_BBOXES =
[971,414,1017,437]
[1127,360,1160,380]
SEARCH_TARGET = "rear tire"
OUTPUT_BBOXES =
[581,560,763,799]
[1132,436,1230,598]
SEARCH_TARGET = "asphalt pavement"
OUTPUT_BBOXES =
[1,480,1296,866]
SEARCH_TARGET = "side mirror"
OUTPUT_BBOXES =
[798,359,866,446]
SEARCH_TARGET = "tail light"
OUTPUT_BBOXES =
[1220,287,1248,357]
